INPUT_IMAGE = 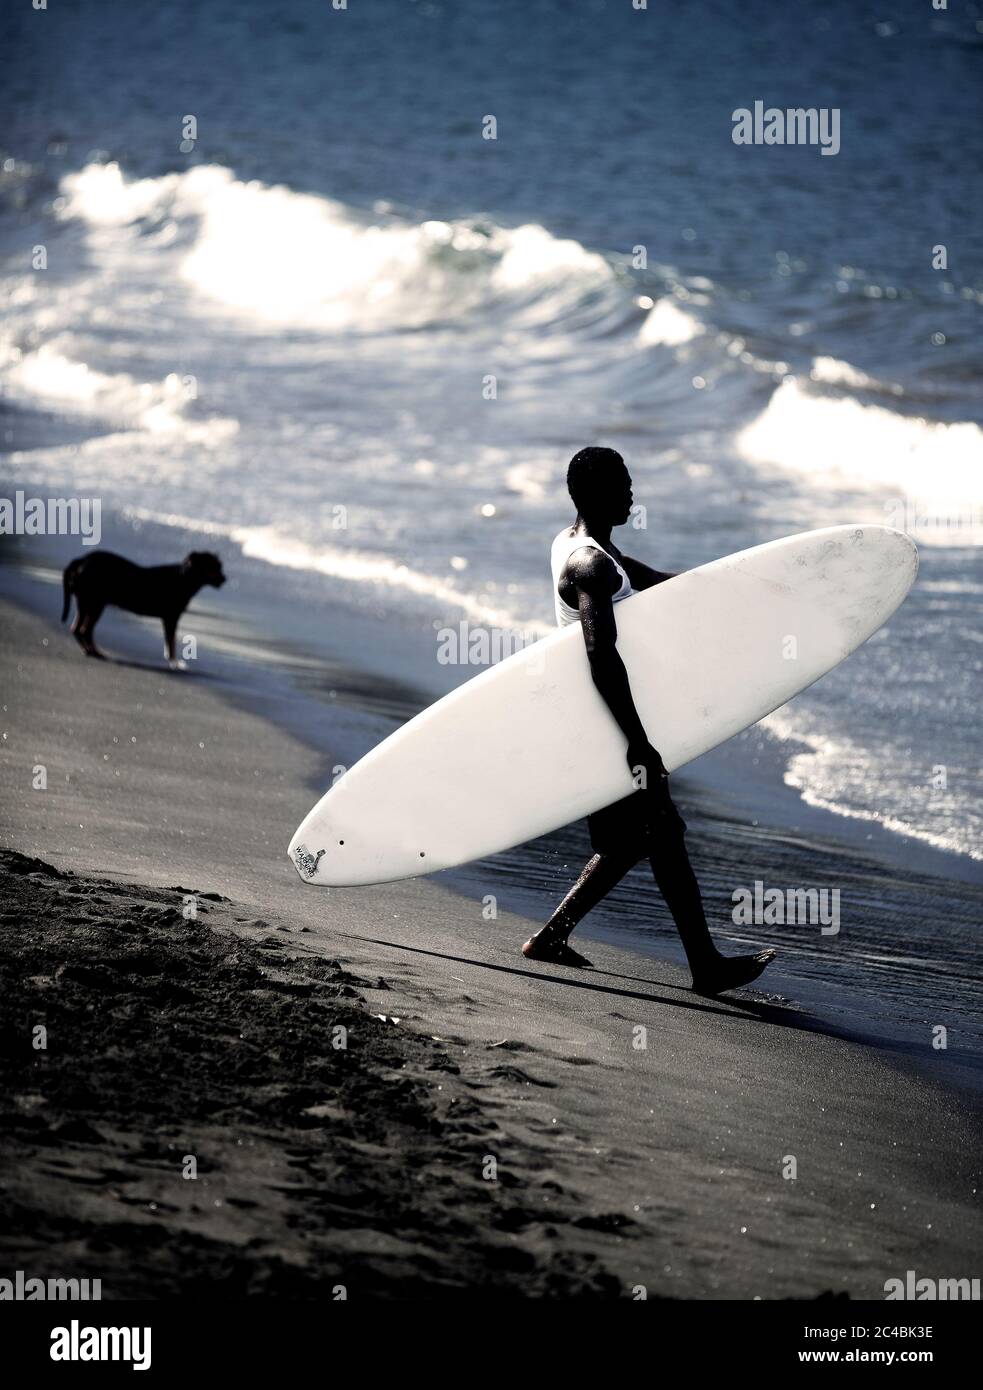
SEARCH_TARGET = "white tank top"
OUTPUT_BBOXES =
[551,528,634,627]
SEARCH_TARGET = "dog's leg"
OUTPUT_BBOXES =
[163,616,185,670]
[81,604,106,658]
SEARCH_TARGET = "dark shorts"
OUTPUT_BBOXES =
[587,785,688,856]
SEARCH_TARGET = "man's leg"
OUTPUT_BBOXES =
[522,848,639,966]
[647,811,775,995]
[645,819,716,975]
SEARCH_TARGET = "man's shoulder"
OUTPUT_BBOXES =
[563,542,618,589]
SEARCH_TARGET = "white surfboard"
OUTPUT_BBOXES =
[289,525,917,886]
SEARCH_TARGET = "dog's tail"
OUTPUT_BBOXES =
[61,561,78,622]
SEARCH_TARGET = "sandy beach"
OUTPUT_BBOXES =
[2,565,979,1301]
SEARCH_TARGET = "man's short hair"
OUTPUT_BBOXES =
[567,446,625,510]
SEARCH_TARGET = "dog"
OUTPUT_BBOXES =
[62,550,226,667]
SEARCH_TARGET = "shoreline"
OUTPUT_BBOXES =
[1,574,981,1297]
[3,517,981,1092]
[3,489,977,889]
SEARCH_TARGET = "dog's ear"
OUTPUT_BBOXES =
[181,553,200,574]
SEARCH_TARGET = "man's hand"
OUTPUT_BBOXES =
[626,738,669,790]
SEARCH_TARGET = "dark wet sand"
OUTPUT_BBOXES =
[0,586,980,1299]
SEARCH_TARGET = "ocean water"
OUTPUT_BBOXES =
[1,0,982,875]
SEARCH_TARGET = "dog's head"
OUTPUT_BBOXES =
[182,551,226,588]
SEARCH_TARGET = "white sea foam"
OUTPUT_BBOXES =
[762,705,981,862]
[638,297,703,346]
[121,507,552,638]
[0,343,237,441]
[809,355,902,394]
[55,162,612,332]
[56,161,185,225]
[738,379,983,540]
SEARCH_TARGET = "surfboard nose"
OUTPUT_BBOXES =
[289,813,376,887]
[861,524,919,610]
[288,834,328,883]
[882,524,919,578]
[867,523,918,555]
[813,525,918,643]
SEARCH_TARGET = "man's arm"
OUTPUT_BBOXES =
[618,553,677,591]
[569,549,669,784]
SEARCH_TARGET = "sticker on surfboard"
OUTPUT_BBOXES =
[292,844,325,879]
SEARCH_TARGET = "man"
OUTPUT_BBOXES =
[522,446,775,996]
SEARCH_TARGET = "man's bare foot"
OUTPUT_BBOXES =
[691,949,776,996]
[522,935,594,968]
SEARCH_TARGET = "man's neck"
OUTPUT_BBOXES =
[575,513,612,545]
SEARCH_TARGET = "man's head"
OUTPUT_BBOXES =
[566,446,632,526]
